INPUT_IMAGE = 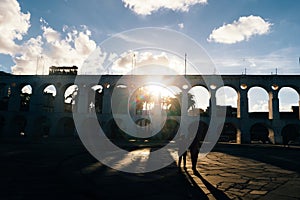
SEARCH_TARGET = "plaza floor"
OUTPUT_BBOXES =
[0,137,299,200]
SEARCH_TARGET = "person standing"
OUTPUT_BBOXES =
[177,135,187,171]
[189,136,200,172]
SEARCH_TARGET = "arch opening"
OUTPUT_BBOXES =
[279,87,299,119]
[219,123,237,143]
[20,84,32,111]
[248,87,269,118]
[216,86,238,118]
[188,86,209,116]
[89,85,104,113]
[250,123,272,144]
[43,85,56,112]
[282,124,300,145]
[64,85,78,112]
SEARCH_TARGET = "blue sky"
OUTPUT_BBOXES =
[0,0,300,111]
[0,0,299,75]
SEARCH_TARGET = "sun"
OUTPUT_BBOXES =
[143,84,177,98]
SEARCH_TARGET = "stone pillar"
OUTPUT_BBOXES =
[77,84,89,114]
[102,86,112,114]
[237,89,250,143]
[8,83,20,112]
[237,90,248,119]
[54,88,64,113]
[29,88,43,112]
[269,90,279,120]
[181,89,189,116]
[209,89,217,117]
[270,89,282,144]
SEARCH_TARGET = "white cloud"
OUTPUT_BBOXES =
[0,0,31,55]
[81,49,189,75]
[112,51,169,73]
[11,22,96,75]
[42,26,60,43]
[208,15,272,44]
[250,100,269,112]
[216,87,238,108]
[178,23,184,29]
[11,36,44,75]
[122,0,207,15]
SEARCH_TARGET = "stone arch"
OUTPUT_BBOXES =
[279,87,300,119]
[56,117,75,137]
[248,86,269,117]
[33,116,51,137]
[89,84,104,113]
[20,84,32,111]
[250,123,273,144]
[10,115,27,136]
[216,86,238,117]
[42,84,57,112]
[219,122,238,143]
[281,124,300,145]
[43,84,57,96]
[188,85,210,115]
[216,86,238,107]
[64,84,78,112]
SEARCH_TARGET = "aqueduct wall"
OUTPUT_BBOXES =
[0,74,300,144]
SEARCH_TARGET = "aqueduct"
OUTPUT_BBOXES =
[1,74,300,144]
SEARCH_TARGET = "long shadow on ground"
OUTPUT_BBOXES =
[213,143,300,173]
[0,138,213,200]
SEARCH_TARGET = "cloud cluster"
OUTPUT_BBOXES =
[0,0,31,55]
[208,15,272,44]
[0,0,96,75]
[110,51,183,74]
[122,0,207,15]
[11,22,96,75]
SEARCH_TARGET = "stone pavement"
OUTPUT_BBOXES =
[0,138,300,199]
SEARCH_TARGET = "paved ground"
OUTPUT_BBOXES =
[0,137,300,200]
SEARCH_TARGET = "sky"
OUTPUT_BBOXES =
[0,0,300,111]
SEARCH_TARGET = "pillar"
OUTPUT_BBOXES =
[269,90,279,120]
[8,83,20,112]
[209,89,216,117]
[29,87,43,112]
[181,89,189,116]
[54,88,64,113]
[269,90,282,144]
[77,84,89,114]
[102,86,112,114]
[237,89,250,143]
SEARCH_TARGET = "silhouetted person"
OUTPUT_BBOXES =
[177,135,187,171]
[282,134,289,148]
[189,136,200,172]
[178,150,187,169]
